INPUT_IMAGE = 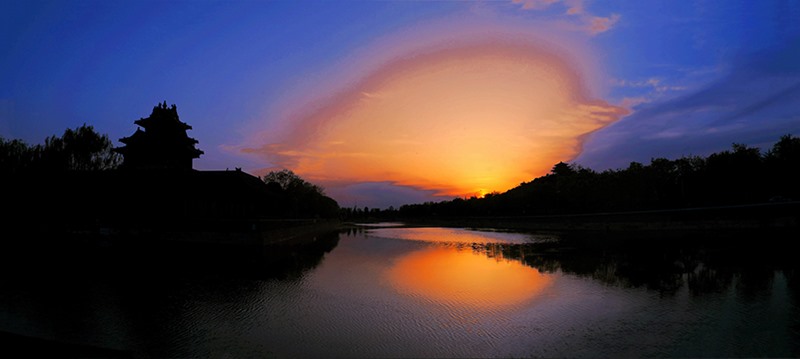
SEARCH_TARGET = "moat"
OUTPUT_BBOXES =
[1,226,798,357]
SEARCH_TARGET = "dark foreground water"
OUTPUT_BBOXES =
[1,226,799,357]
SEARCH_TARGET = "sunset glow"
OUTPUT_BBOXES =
[8,1,799,209]
[387,246,552,308]
[246,38,627,197]
[370,227,536,244]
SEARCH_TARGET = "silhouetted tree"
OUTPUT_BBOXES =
[0,138,35,174]
[551,161,575,176]
[0,124,120,174]
[51,124,121,171]
[398,135,799,218]
[262,169,339,218]
[764,134,800,200]
[263,169,324,195]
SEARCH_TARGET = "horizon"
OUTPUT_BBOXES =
[3,0,800,208]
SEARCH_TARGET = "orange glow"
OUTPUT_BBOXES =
[387,246,552,308]
[370,227,534,244]
[246,38,627,197]
[474,189,490,198]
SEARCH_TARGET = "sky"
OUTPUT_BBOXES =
[3,0,799,208]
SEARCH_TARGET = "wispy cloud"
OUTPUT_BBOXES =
[577,43,800,170]
[619,97,649,108]
[586,13,620,34]
[611,77,687,93]
[512,0,561,11]
[511,0,620,35]
[610,77,689,109]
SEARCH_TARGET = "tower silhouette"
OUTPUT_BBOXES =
[114,101,203,170]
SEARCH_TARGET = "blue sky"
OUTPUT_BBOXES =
[2,0,799,208]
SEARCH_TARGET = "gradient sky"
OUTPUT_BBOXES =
[3,0,799,208]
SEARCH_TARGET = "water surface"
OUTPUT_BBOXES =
[1,227,798,357]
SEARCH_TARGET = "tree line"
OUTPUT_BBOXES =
[0,125,121,174]
[261,169,339,218]
[1,126,338,219]
[5,126,797,220]
[397,135,800,218]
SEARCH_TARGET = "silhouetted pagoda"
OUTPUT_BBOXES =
[115,101,203,170]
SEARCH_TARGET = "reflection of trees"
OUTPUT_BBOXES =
[0,232,342,357]
[454,232,798,297]
[1,231,342,281]
[167,231,342,280]
[258,231,341,279]
[687,266,734,296]
[342,226,368,236]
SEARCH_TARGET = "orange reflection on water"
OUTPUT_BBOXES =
[372,227,532,244]
[388,246,551,308]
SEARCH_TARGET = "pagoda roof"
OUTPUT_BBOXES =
[134,103,192,130]
[119,128,145,144]
[115,102,204,169]
[135,116,192,130]
[190,147,204,157]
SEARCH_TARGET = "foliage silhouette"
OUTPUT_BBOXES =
[394,135,800,219]
[262,169,339,218]
[0,124,120,174]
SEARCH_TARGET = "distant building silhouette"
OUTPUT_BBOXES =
[5,102,339,240]
[114,101,203,170]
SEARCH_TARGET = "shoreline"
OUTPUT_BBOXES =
[380,201,800,235]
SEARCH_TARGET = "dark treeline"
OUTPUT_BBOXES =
[340,205,399,220]
[1,118,338,228]
[396,135,800,218]
[261,169,339,219]
[0,124,121,174]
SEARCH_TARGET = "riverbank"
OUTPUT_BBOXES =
[395,201,800,236]
[9,218,342,246]
[3,222,344,280]
[114,218,343,246]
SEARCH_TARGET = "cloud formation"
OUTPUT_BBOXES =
[243,37,627,200]
[511,0,620,34]
[586,13,620,34]
[577,44,800,170]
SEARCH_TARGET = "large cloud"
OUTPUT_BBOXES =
[577,44,800,170]
[243,37,627,200]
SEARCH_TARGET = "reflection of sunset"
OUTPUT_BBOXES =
[370,227,534,244]
[388,246,551,308]
[246,39,627,197]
